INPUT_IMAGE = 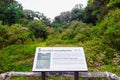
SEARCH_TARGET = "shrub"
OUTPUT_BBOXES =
[97,8,120,50]
[27,20,47,39]
[0,24,32,49]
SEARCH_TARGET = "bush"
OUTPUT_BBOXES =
[27,20,47,39]
[97,8,120,50]
[0,24,32,49]
[0,24,9,48]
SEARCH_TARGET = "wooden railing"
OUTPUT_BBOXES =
[0,71,120,80]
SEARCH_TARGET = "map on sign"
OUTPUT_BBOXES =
[32,47,88,71]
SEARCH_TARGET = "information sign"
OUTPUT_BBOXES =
[32,47,88,71]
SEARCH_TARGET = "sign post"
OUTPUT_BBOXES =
[32,47,88,79]
[74,72,79,80]
[42,72,46,80]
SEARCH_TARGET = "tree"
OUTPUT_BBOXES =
[71,3,84,21]
[23,9,47,21]
[0,0,23,25]
[20,9,51,27]
[51,11,72,29]
[83,0,109,25]
[107,0,120,8]
[55,11,72,23]
[53,3,84,27]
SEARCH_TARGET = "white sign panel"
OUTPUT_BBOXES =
[32,47,88,71]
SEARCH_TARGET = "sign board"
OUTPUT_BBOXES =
[32,47,88,71]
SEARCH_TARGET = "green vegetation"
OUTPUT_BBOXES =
[0,0,120,79]
[0,0,22,25]
[0,43,46,73]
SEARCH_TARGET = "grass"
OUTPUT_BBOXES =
[0,42,46,73]
[0,41,120,80]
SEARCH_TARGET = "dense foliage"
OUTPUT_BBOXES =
[27,20,47,39]
[0,0,120,79]
[0,23,32,49]
[0,0,23,25]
